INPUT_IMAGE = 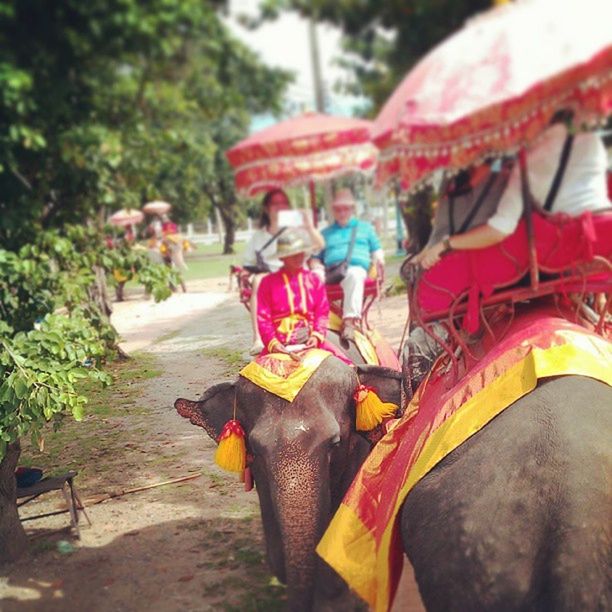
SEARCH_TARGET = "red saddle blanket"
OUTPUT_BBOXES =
[416,211,612,331]
[317,305,612,612]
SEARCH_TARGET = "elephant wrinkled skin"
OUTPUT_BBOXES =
[401,375,612,611]
[175,356,402,611]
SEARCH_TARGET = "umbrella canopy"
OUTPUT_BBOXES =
[373,0,612,191]
[109,208,144,227]
[226,112,378,197]
[143,201,172,216]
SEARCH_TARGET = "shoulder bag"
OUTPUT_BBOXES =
[245,227,287,274]
[325,224,358,285]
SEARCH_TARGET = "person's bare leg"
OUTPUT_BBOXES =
[249,274,265,355]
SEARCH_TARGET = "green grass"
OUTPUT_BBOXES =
[19,354,163,475]
[202,347,248,372]
[80,352,162,416]
[182,242,246,281]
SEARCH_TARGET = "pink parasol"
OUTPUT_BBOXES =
[226,112,378,197]
[109,208,144,227]
[373,0,612,192]
[143,201,172,216]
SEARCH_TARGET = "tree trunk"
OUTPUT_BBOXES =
[0,440,28,563]
[88,265,113,317]
[204,183,238,255]
[220,210,236,255]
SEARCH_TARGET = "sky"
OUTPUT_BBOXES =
[224,0,367,131]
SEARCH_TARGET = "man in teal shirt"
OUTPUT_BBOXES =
[316,188,384,341]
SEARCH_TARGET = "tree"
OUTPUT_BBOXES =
[0,0,293,559]
[0,0,290,250]
[0,230,112,561]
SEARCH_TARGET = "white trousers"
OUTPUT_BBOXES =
[340,265,367,319]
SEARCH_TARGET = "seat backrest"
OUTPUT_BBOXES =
[534,210,612,272]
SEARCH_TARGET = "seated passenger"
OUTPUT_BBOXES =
[315,188,384,342]
[417,116,611,269]
[243,189,324,355]
[256,229,351,365]
[406,116,611,390]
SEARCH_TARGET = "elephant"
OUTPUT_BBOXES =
[398,374,612,611]
[175,356,403,611]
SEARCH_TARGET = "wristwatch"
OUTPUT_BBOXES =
[442,235,453,253]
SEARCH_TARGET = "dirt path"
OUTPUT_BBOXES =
[0,276,423,611]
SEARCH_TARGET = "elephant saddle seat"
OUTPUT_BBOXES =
[413,210,612,333]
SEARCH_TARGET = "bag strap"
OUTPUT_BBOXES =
[448,196,456,236]
[543,134,574,212]
[457,170,498,234]
[256,226,287,256]
[345,224,358,264]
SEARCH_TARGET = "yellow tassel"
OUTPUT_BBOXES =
[215,419,246,472]
[354,384,398,431]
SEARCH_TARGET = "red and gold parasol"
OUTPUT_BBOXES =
[226,112,378,197]
[373,0,612,192]
[143,201,172,216]
[108,208,144,227]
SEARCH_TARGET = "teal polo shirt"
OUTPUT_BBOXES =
[318,218,381,271]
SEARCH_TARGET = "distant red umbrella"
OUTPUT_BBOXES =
[226,112,378,198]
[109,208,144,227]
[143,201,172,216]
[373,0,612,191]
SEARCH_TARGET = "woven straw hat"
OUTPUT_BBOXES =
[276,228,312,259]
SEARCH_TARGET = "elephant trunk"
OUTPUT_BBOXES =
[272,446,329,611]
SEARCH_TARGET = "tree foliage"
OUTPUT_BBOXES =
[0,1,294,559]
[0,0,291,249]
[0,228,113,460]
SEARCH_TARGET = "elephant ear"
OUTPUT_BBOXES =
[355,365,403,412]
[174,382,236,443]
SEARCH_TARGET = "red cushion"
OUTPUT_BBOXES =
[535,211,612,272]
[416,221,529,316]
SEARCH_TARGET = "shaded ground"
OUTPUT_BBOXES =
[0,274,422,611]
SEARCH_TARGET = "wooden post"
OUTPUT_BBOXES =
[309,179,318,225]
[519,148,539,291]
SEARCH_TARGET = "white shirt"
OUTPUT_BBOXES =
[242,228,283,272]
[488,125,611,235]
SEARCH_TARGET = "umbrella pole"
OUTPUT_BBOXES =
[519,149,539,291]
[309,179,318,226]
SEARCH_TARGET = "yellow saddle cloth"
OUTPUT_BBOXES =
[317,310,612,612]
[240,348,331,402]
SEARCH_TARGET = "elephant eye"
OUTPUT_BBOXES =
[330,435,341,448]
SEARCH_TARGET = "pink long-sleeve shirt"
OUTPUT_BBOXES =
[256,267,351,364]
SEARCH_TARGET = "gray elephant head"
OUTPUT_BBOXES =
[175,356,402,611]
